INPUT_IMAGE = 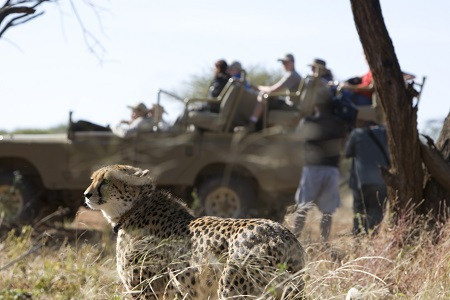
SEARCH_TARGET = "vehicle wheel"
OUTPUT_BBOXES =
[197,176,256,218]
[0,171,42,224]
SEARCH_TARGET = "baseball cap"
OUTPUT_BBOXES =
[308,58,327,68]
[229,61,242,71]
[277,53,295,62]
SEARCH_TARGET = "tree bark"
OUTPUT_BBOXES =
[0,1,44,39]
[350,0,424,215]
[422,113,450,220]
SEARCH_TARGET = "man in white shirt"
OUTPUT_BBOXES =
[112,102,153,138]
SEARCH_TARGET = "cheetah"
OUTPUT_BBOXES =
[84,164,306,299]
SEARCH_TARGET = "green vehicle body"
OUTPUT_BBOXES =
[0,74,389,223]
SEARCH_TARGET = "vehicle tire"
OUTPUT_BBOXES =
[0,171,43,224]
[197,176,256,218]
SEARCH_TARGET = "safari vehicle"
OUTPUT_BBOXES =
[0,77,301,224]
[0,73,424,224]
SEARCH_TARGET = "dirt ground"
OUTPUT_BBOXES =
[70,186,354,242]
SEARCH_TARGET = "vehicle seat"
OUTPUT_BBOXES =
[266,76,331,129]
[356,93,385,124]
[188,79,245,132]
[267,110,301,128]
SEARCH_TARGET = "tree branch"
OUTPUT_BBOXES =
[421,135,450,193]
[0,0,51,38]
[68,0,106,62]
[0,6,35,25]
[1,0,108,61]
[0,9,43,38]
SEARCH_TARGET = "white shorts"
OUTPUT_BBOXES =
[295,165,340,214]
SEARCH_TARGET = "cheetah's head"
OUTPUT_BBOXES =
[84,164,154,224]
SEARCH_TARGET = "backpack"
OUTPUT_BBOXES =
[332,91,358,130]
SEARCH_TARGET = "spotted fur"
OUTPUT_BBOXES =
[84,164,306,299]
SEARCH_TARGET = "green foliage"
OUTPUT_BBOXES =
[277,262,287,272]
[0,289,32,300]
[12,124,67,134]
[246,64,283,87]
[190,189,202,213]
[0,124,68,135]
[180,64,283,99]
[181,72,212,99]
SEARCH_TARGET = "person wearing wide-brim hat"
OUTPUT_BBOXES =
[128,102,150,115]
[308,58,334,82]
[149,103,170,131]
[149,103,166,117]
[112,102,154,138]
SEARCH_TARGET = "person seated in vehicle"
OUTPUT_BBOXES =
[340,68,416,107]
[340,69,374,106]
[308,58,334,82]
[247,53,302,130]
[228,61,258,91]
[207,59,232,113]
[111,102,153,138]
[172,59,232,130]
[148,103,169,131]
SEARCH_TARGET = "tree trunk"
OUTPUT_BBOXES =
[422,113,450,220]
[350,0,424,215]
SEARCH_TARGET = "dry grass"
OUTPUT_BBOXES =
[1,195,449,299]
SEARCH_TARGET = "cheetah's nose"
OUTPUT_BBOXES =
[84,192,93,199]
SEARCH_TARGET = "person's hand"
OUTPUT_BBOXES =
[258,85,270,93]
[336,82,348,93]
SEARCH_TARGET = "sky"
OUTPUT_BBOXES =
[1,0,449,132]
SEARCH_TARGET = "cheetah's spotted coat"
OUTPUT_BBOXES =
[84,164,305,299]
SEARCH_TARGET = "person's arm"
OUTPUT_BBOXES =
[258,81,284,93]
[111,123,127,138]
[340,81,374,93]
[258,73,290,94]
[112,117,144,138]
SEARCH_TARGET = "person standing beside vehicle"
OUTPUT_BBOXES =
[292,88,347,244]
[345,120,389,235]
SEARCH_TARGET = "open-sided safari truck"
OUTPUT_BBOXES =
[0,72,425,225]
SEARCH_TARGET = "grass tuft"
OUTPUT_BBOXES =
[0,207,449,299]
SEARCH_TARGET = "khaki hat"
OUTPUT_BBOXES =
[127,102,149,114]
[149,103,167,115]
[277,53,295,62]
[308,58,327,69]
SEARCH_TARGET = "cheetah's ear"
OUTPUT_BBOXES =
[133,169,150,177]
[107,167,153,187]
